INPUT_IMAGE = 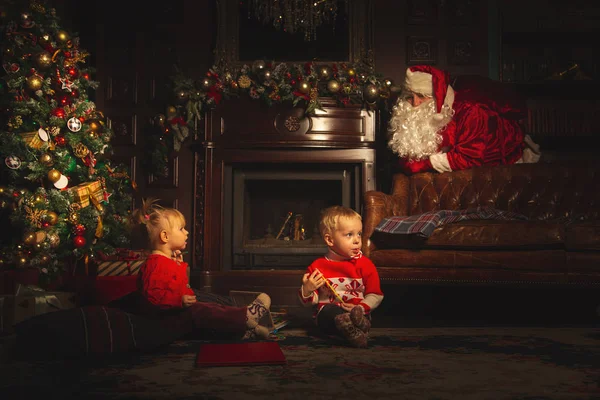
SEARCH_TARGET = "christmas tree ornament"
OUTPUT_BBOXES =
[54,174,68,189]
[347,68,356,77]
[68,211,79,224]
[47,232,60,248]
[5,155,22,169]
[26,74,43,90]
[72,143,89,159]
[45,211,58,225]
[166,106,177,117]
[35,52,52,69]
[17,256,28,266]
[73,235,86,248]
[67,116,82,132]
[54,135,66,146]
[47,169,61,183]
[39,254,50,264]
[48,126,60,136]
[38,33,51,46]
[35,230,46,244]
[56,30,69,42]
[327,80,341,93]
[363,84,379,102]
[73,224,85,235]
[88,120,102,132]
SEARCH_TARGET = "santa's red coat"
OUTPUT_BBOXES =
[398,79,527,174]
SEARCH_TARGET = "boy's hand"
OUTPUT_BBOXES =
[172,250,184,263]
[340,303,355,312]
[182,294,197,307]
[302,269,325,297]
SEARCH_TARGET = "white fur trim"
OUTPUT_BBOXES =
[430,153,452,173]
[405,70,432,95]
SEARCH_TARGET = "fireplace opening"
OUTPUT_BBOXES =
[223,163,361,270]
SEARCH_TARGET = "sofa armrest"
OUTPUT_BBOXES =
[362,190,408,257]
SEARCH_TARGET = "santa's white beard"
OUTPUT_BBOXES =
[387,99,454,161]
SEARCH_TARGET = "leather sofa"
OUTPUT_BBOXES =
[362,162,600,286]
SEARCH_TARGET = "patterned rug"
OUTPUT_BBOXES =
[2,326,600,399]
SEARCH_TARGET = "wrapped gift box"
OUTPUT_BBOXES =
[70,180,104,208]
[0,285,77,333]
[94,248,148,276]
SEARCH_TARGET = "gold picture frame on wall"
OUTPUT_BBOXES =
[214,0,374,66]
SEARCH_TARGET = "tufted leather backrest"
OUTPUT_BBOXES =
[391,163,600,221]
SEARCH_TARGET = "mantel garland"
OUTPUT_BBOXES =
[148,59,398,177]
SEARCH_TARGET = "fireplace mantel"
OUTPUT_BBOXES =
[191,97,378,301]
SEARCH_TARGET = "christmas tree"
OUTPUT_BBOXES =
[0,0,133,283]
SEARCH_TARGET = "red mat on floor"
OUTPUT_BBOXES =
[195,341,286,367]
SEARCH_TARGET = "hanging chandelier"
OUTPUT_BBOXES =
[247,0,346,41]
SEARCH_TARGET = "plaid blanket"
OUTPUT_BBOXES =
[374,207,528,238]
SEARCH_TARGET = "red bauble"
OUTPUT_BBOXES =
[54,135,66,146]
[73,235,86,248]
[73,224,85,235]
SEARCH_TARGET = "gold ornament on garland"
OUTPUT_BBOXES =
[327,80,341,93]
[238,75,251,89]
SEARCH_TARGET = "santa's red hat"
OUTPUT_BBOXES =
[404,65,455,114]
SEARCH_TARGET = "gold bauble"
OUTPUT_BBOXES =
[35,52,52,69]
[363,84,379,102]
[166,106,177,118]
[40,153,53,166]
[347,68,356,77]
[45,211,58,225]
[35,231,47,244]
[56,30,69,42]
[297,80,311,94]
[327,80,341,93]
[23,232,36,246]
[88,120,101,132]
[47,169,61,183]
[40,255,50,264]
[26,75,43,91]
[18,256,28,266]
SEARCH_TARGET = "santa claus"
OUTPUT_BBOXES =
[388,65,541,174]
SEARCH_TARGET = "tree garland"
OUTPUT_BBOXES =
[148,59,397,177]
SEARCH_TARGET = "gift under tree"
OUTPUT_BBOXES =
[0,0,133,284]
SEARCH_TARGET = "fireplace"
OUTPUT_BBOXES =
[192,97,377,285]
[223,163,362,269]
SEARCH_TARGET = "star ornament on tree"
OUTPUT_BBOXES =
[59,76,74,92]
